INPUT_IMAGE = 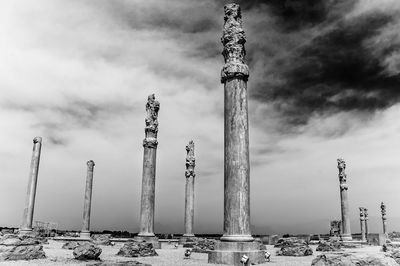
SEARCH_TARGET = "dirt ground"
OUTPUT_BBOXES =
[0,241,386,266]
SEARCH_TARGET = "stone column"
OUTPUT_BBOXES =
[359,207,366,242]
[337,158,352,241]
[183,141,195,237]
[209,4,265,265]
[364,208,369,237]
[381,202,387,235]
[135,94,160,249]
[80,160,95,239]
[20,137,42,234]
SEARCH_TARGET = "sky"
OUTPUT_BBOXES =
[1,0,400,235]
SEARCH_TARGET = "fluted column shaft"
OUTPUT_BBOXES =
[81,160,95,238]
[337,159,352,241]
[138,94,160,237]
[20,137,42,233]
[221,3,252,242]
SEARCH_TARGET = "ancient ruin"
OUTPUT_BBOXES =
[337,158,352,241]
[183,140,196,238]
[359,207,366,242]
[208,4,265,265]
[364,208,369,237]
[20,137,43,234]
[381,202,387,235]
[80,160,95,239]
[135,94,161,249]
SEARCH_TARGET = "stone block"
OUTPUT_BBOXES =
[208,241,266,266]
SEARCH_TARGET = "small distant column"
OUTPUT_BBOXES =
[381,202,387,235]
[183,141,196,237]
[135,94,161,249]
[80,160,95,239]
[359,207,366,242]
[20,137,42,234]
[364,208,369,237]
[337,158,352,241]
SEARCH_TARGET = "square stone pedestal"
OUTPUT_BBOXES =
[134,235,161,249]
[208,241,266,266]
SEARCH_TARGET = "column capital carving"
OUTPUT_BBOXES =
[144,94,160,137]
[359,207,365,221]
[221,3,249,83]
[33,136,42,144]
[185,140,195,178]
[381,202,386,218]
[87,160,95,170]
[143,138,158,148]
[337,158,348,190]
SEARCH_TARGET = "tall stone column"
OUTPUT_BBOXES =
[20,137,42,234]
[359,207,366,242]
[209,4,265,265]
[183,141,195,237]
[364,208,369,237]
[381,202,387,235]
[135,94,160,249]
[80,160,95,239]
[337,158,352,241]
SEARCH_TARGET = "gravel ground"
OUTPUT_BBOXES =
[0,241,385,266]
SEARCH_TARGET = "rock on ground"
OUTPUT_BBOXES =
[191,239,217,253]
[311,253,399,266]
[86,261,151,266]
[277,245,313,256]
[387,249,400,264]
[316,241,342,252]
[117,242,158,257]
[274,237,308,248]
[92,234,113,246]
[73,243,102,260]
[0,245,46,261]
[62,241,84,250]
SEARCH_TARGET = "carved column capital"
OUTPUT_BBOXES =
[33,136,42,144]
[185,140,196,178]
[337,158,348,190]
[143,138,158,148]
[87,160,95,170]
[381,202,387,219]
[221,3,249,83]
[143,94,160,149]
[359,207,365,221]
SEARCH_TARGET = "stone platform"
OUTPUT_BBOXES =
[134,235,161,249]
[208,241,265,266]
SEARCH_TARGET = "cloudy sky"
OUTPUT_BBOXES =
[1,0,400,235]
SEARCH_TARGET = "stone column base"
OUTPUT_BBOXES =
[80,231,91,239]
[18,228,33,235]
[208,241,266,266]
[134,235,161,249]
[180,235,196,245]
[340,234,353,241]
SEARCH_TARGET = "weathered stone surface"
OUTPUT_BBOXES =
[311,253,398,266]
[117,242,157,257]
[316,241,342,252]
[62,241,83,250]
[387,249,400,264]
[191,238,217,253]
[87,261,151,266]
[184,140,196,237]
[337,158,352,241]
[81,160,95,238]
[0,245,46,261]
[92,234,112,246]
[274,237,307,248]
[73,243,102,260]
[277,245,313,257]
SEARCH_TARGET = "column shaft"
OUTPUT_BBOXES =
[81,160,95,238]
[337,159,352,241]
[139,147,157,236]
[184,176,195,236]
[21,137,42,233]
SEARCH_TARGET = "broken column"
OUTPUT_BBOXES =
[208,4,265,265]
[135,94,160,249]
[364,208,369,237]
[381,202,387,235]
[20,137,42,234]
[80,160,95,239]
[337,158,352,241]
[183,141,196,237]
[359,207,366,242]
